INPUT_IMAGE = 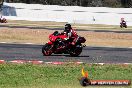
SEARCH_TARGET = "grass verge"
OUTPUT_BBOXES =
[0,64,131,88]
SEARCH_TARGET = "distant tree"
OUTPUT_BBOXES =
[102,0,121,7]
[90,0,103,7]
[81,0,88,7]
[3,0,131,8]
[26,0,30,4]
[121,0,128,7]
[127,0,132,7]
[121,0,132,7]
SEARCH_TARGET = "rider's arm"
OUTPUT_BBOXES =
[71,29,78,38]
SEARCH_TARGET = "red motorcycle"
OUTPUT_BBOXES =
[42,31,86,57]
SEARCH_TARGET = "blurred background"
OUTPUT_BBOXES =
[2,0,132,8]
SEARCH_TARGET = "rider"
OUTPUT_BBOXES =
[120,18,127,28]
[62,24,78,45]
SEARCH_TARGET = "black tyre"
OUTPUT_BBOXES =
[125,25,127,28]
[42,44,52,56]
[70,46,82,57]
[120,25,123,28]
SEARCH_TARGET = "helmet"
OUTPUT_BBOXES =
[64,24,71,32]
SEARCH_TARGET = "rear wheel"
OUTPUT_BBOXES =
[4,19,7,23]
[120,25,123,28]
[70,45,82,57]
[42,44,52,56]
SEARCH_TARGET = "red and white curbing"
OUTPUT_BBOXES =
[76,62,84,64]
[10,60,26,64]
[9,60,43,64]
[49,62,64,65]
[28,60,43,64]
[0,59,132,65]
[0,60,5,64]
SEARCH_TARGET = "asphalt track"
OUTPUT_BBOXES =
[1,25,132,33]
[0,43,132,63]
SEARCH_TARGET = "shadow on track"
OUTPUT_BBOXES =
[48,54,90,57]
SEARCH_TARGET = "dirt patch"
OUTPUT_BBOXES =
[0,27,132,47]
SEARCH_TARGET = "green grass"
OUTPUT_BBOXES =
[0,64,132,88]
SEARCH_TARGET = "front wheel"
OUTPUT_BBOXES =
[124,25,127,28]
[70,45,82,57]
[42,44,52,56]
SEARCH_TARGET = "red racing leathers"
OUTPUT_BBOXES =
[63,28,78,45]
